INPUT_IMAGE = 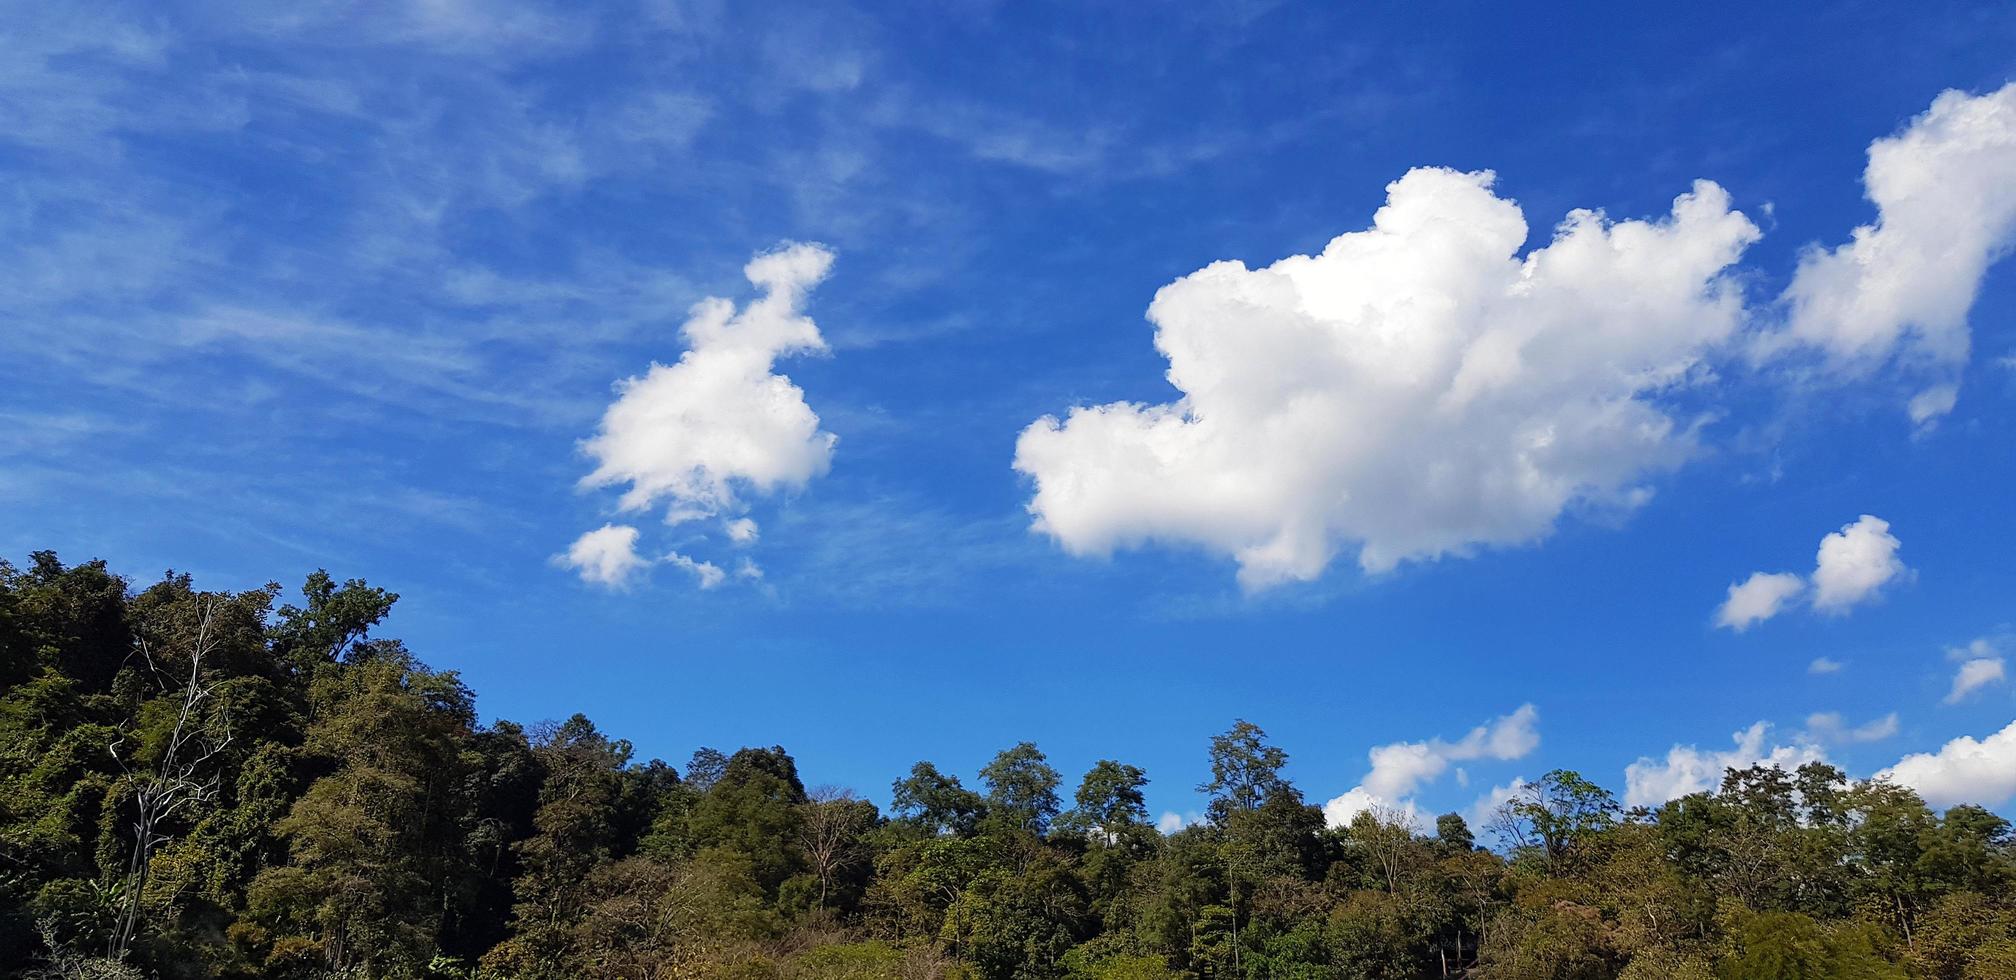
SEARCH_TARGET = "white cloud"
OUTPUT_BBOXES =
[1623,722,1826,808]
[665,551,727,589]
[1467,704,1543,759]
[1907,384,1959,429]
[1949,635,2007,661]
[1804,711,1900,744]
[1780,83,2016,417]
[1156,810,1204,834]
[1360,741,1451,801]
[1715,515,1906,629]
[1945,657,2007,705]
[556,521,759,593]
[1466,777,1528,830]
[1323,788,1425,830]
[1321,790,1394,828]
[581,242,838,518]
[571,242,837,588]
[559,523,649,587]
[1011,87,2016,590]
[1324,704,1540,827]
[725,517,760,544]
[1811,514,1908,612]
[1716,571,1806,631]
[1015,168,1759,588]
[1808,656,1845,675]
[1879,719,2016,808]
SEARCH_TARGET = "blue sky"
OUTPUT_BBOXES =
[5,0,2016,828]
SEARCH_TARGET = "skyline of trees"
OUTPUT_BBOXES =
[2,552,2012,979]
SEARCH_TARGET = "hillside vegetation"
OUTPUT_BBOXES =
[2,553,2012,979]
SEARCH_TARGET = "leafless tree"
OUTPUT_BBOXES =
[1356,803,1421,895]
[29,919,144,980]
[106,598,230,961]
[798,786,872,910]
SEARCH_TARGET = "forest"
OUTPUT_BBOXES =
[1,552,2012,980]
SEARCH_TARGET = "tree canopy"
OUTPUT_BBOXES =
[2,552,2012,979]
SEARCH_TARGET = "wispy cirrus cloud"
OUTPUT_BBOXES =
[1943,636,2008,705]
[1803,711,1899,745]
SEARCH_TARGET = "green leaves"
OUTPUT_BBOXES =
[6,552,2016,979]
[980,743,1061,837]
[1198,720,1290,824]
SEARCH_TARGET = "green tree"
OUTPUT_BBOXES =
[1493,769,1620,869]
[687,746,809,898]
[891,761,987,837]
[246,641,476,976]
[1719,911,1904,980]
[1198,720,1289,824]
[1064,760,1150,845]
[1437,812,1476,852]
[980,742,1062,836]
[268,571,397,682]
[484,714,634,979]
[956,852,1091,980]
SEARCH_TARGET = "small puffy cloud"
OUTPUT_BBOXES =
[1809,657,1845,675]
[1945,655,2007,705]
[665,551,727,589]
[559,524,649,587]
[1474,705,1544,759]
[1907,384,1959,429]
[581,242,837,518]
[1714,515,1906,629]
[1324,704,1540,827]
[1157,810,1204,834]
[1716,571,1806,631]
[1624,722,1825,808]
[1015,168,1759,588]
[725,517,760,544]
[1803,711,1900,744]
[1466,777,1529,830]
[1811,515,1908,612]
[1879,719,2016,808]
[569,243,837,590]
[1360,742,1450,801]
[1780,83,2016,416]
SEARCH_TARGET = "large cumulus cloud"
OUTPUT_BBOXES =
[1778,82,2016,409]
[1880,719,2016,809]
[1015,85,2016,589]
[1015,168,1759,587]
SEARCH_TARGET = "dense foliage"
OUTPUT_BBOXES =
[3,554,2013,980]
